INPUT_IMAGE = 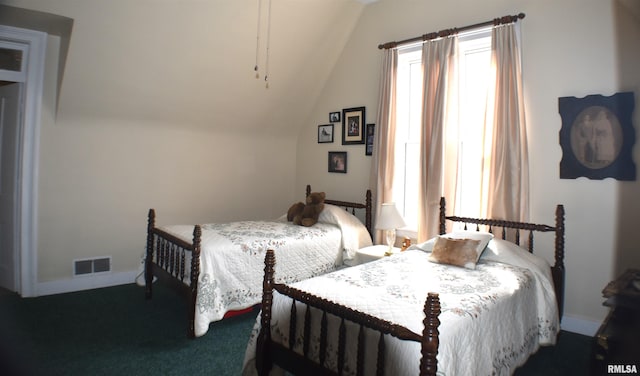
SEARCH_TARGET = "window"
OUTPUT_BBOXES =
[393,28,493,236]
[0,47,23,72]
[0,41,28,83]
[393,44,421,232]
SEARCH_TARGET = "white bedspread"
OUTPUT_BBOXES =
[159,205,372,337]
[242,243,559,375]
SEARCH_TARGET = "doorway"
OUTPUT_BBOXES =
[0,81,21,292]
[0,26,46,297]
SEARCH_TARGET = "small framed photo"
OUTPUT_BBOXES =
[329,111,341,123]
[328,151,347,173]
[318,124,334,143]
[365,123,375,156]
[342,106,366,145]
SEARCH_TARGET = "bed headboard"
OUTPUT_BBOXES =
[306,185,373,238]
[438,196,566,318]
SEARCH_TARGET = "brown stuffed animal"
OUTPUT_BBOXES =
[287,192,326,227]
[287,202,305,222]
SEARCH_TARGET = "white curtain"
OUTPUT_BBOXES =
[371,48,398,244]
[374,21,529,243]
[417,36,459,242]
[483,23,530,223]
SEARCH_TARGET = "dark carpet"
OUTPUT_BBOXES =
[0,283,593,375]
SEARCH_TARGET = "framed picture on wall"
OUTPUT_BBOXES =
[328,151,347,173]
[329,112,341,123]
[318,124,334,143]
[365,123,375,156]
[342,106,366,145]
[558,92,636,180]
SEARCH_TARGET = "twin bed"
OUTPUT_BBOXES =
[145,185,566,375]
[145,185,373,337]
[242,197,565,376]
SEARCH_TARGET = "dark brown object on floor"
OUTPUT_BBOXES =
[592,269,640,375]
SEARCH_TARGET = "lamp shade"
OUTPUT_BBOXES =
[375,203,406,230]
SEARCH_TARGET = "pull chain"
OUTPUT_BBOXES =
[254,0,262,79]
[264,0,272,88]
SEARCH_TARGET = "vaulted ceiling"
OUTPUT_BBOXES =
[1,0,370,134]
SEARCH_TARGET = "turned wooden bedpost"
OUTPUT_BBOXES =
[145,209,156,299]
[257,249,276,375]
[420,293,440,376]
[188,225,202,339]
[553,204,566,319]
[306,184,311,197]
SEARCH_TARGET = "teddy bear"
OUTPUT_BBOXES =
[286,202,305,222]
[287,191,326,227]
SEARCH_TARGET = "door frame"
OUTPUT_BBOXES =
[0,25,46,297]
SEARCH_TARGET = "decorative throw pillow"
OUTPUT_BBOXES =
[428,236,482,269]
[408,231,493,256]
[445,231,494,256]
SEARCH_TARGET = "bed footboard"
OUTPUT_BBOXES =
[257,249,441,376]
[145,209,202,338]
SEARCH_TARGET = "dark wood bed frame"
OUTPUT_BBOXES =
[144,185,372,338]
[256,197,565,376]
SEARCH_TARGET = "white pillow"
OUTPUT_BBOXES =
[408,237,437,253]
[317,204,373,260]
[317,204,362,227]
[482,239,552,271]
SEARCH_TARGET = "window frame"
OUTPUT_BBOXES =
[392,28,493,239]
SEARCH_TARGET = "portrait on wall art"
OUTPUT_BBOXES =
[328,151,347,173]
[317,124,334,143]
[342,106,366,145]
[365,124,375,156]
[558,92,635,180]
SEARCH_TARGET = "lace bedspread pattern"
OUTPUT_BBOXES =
[159,220,343,337]
[242,249,559,375]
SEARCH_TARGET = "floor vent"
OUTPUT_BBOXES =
[74,257,111,276]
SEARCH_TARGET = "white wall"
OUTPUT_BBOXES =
[298,0,640,334]
[37,117,297,281]
[613,0,640,278]
[37,46,299,287]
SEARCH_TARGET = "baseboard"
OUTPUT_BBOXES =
[561,313,601,336]
[36,270,139,296]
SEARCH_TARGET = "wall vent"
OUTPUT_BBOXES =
[73,257,111,276]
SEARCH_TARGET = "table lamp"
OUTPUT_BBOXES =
[376,203,406,256]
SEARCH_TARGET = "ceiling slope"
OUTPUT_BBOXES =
[1,0,364,134]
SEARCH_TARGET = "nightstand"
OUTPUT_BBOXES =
[592,269,640,375]
[344,245,400,266]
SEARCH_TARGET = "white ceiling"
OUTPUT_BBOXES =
[3,0,367,134]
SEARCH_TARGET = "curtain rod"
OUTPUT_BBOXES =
[378,13,525,50]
